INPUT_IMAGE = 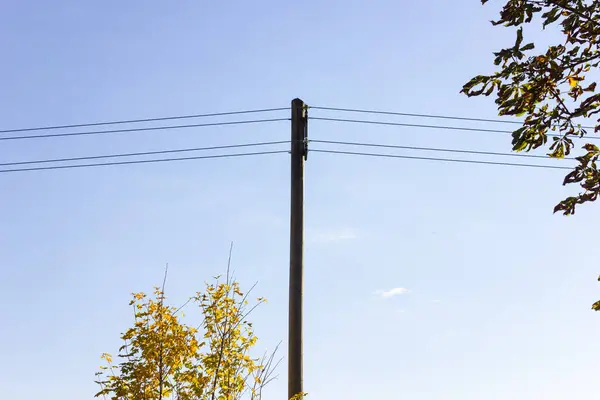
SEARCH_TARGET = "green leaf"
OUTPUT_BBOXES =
[463,0,600,218]
[548,144,565,159]
[521,43,535,51]
[583,82,597,92]
[542,7,561,27]
[513,140,528,152]
[515,28,523,49]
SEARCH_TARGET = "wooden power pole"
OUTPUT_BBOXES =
[289,98,307,400]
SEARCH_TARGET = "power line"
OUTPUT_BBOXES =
[0,107,289,134]
[0,150,288,174]
[309,116,599,139]
[0,141,289,167]
[310,105,595,130]
[311,116,512,133]
[0,118,289,142]
[310,149,573,170]
[310,139,573,160]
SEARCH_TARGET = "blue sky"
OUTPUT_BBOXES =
[1,1,600,399]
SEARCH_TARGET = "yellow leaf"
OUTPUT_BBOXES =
[97,276,270,400]
[568,75,584,87]
[100,353,112,363]
[569,77,577,87]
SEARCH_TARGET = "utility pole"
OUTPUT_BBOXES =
[289,98,307,400]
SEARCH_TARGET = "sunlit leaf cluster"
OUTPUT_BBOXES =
[462,0,600,215]
[95,277,282,400]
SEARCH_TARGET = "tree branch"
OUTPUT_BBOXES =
[158,263,169,400]
[528,0,600,28]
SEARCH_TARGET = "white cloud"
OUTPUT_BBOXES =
[374,287,410,298]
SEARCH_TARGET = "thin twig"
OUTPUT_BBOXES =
[161,263,169,298]
[173,297,193,315]
[226,242,234,286]
[210,249,238,400]
[157,263,169,400]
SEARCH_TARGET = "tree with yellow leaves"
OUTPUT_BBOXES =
[94,265,283,400]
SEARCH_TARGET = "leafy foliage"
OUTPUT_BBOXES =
[462,0,600,215]
[464,0,600,311]
[95,276,284,400]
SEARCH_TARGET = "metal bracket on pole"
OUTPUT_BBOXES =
[303,104,309,160]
